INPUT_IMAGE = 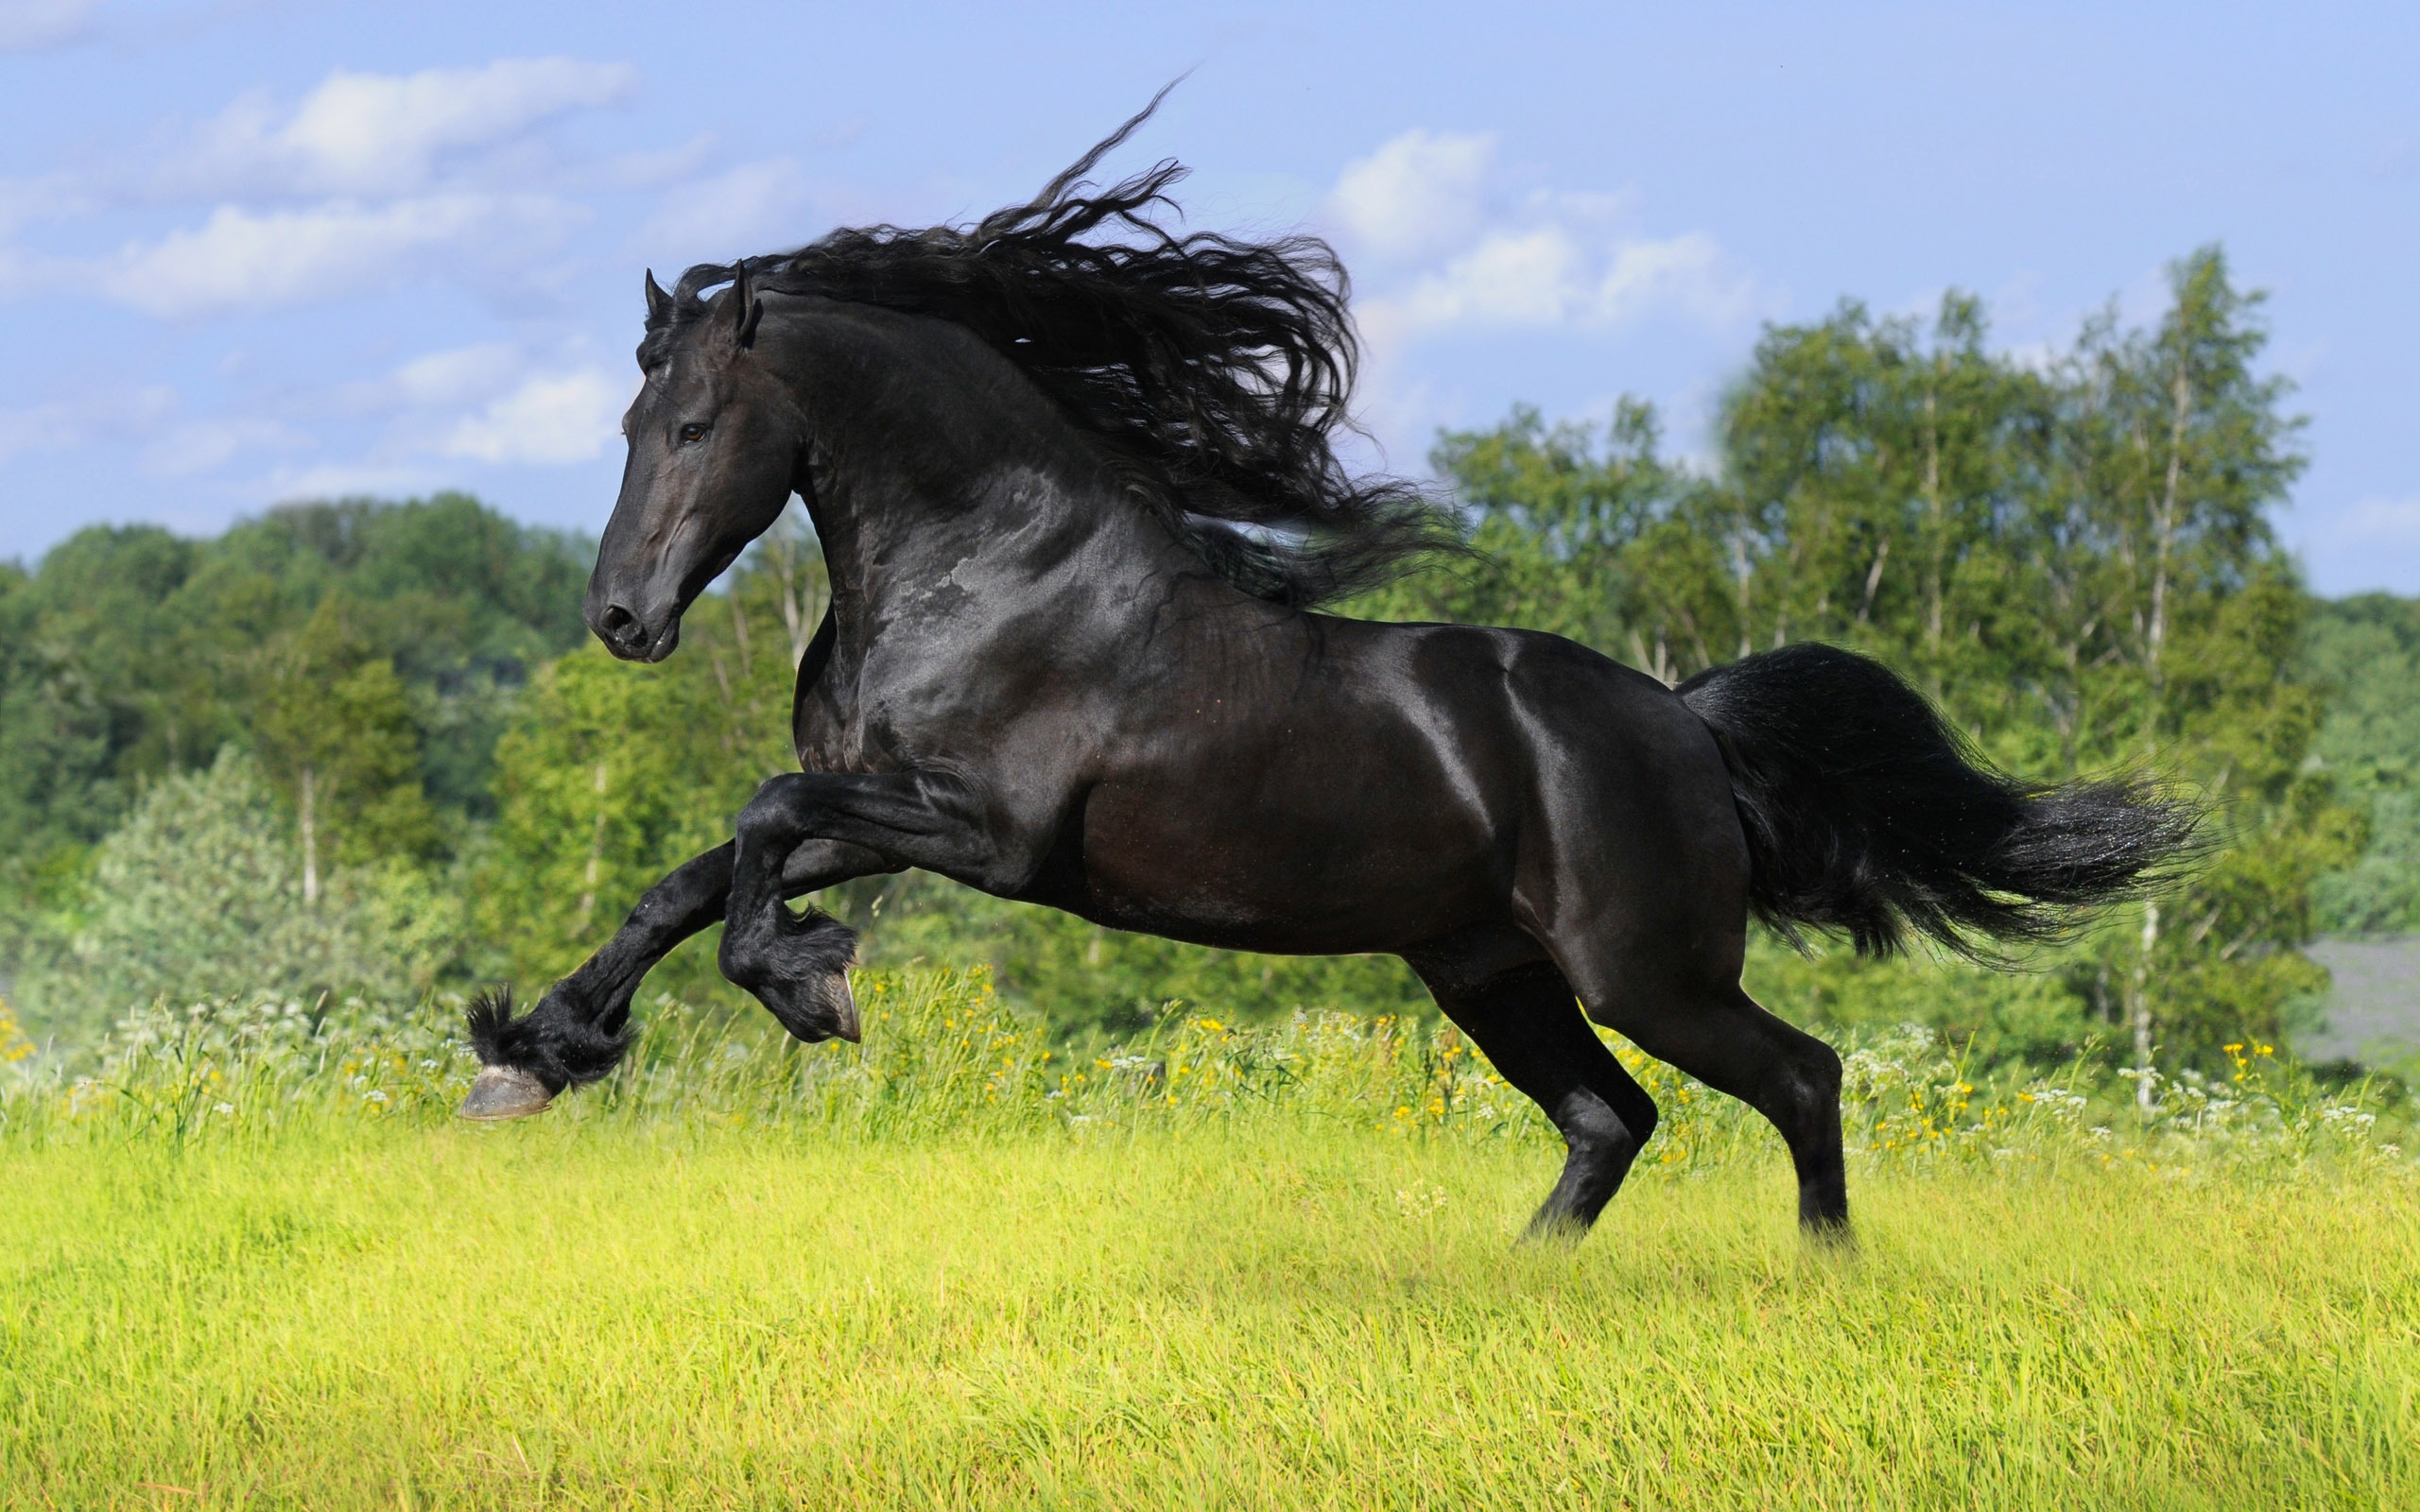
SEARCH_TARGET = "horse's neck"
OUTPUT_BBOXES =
[774,302,1238,665]
[801,440,1213,663]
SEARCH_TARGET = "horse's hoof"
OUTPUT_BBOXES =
[458,1065,554,1121]
[832,973,861,1043]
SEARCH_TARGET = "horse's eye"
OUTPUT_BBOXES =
[679,421,711,444]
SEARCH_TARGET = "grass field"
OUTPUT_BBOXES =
[4,975,2417,1510]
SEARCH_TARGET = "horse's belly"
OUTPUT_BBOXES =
[1059,780,1504,955]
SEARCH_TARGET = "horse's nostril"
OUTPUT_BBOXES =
[598,603,639,641]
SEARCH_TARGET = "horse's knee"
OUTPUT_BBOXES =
[1752,1034,1843,1170]
[1783,1035,1843,1120]
[1555,1086,1647,1162]
[735,774,813,850]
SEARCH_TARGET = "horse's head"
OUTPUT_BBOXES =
[588,265,801,662]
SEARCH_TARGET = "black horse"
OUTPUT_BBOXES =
[463,107,2195,1241]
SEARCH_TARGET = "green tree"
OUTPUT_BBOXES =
[1409,248,2346,1079]
[1392,400,1677,665]
[2041,249,2338,1090]
[254,597,438,904]
[2299,594,2420,935]
[475,518,804,997]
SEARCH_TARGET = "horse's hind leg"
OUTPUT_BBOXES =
[1409,955,1659,1240]
[1575,971,1848,1238]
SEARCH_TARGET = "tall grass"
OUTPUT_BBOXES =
[9,968,2409,1176]
[4,973,2416,1508]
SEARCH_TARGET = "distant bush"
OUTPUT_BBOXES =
[9,749,461,1048]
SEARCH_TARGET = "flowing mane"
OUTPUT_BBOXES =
[647,95,1454,608]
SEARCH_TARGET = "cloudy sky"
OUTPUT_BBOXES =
[2,2,2416,592]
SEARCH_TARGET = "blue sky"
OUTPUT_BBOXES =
[2,2,2416,592]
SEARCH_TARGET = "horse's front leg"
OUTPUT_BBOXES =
[719,770,997,1043]
[461,835,896,1119]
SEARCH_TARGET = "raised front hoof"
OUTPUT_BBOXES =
[753,970,861,1045]
[458,1065,556,1122]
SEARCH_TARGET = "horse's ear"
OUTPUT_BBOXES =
[644,269,673,330]
[730,263,763,350]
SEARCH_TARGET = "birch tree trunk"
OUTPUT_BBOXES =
[577,760,609,926]
[2129,358,2193,1110]
[1923,382,1945,674]
[299,763,319,909]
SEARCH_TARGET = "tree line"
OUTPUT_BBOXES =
[0,246,2407,1081]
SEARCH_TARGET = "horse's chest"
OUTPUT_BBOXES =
[789,665,961,775]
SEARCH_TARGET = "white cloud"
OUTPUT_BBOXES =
[263,460,436,501]
[1325,130,1495,263]
[0,0,96,52]
[635,158,811,267]
[2319,496,2420,548]
[1369,227,1755,341]
[0,172,91,238]
[1394,225,1588,328]
[100,192,586,318]
[1595,232,1756,325]
[168,58,638,199]
[0,385,177,463]
[1327,130,1760,364]
[325,342,620,470]
[142,417,307,476]
[2297,495,2420,594]
[391,342,525,408]
[0,400,72,464]
[440,368,627,466]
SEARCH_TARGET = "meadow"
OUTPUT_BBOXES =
[4,973,2417,1511]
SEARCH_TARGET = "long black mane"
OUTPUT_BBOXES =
[649,94,1453,608]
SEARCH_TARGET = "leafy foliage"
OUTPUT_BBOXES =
[2301,593,2420,935]
[0,494,584,1040]
[9,750,456,1043]
[1381,249,2354,1075]
[475,511,810,1002]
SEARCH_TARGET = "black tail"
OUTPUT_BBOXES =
[1678,643,2202,957]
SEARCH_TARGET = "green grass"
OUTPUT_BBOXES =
[5,1120,2417,1508]
[4,973,2417,1509]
